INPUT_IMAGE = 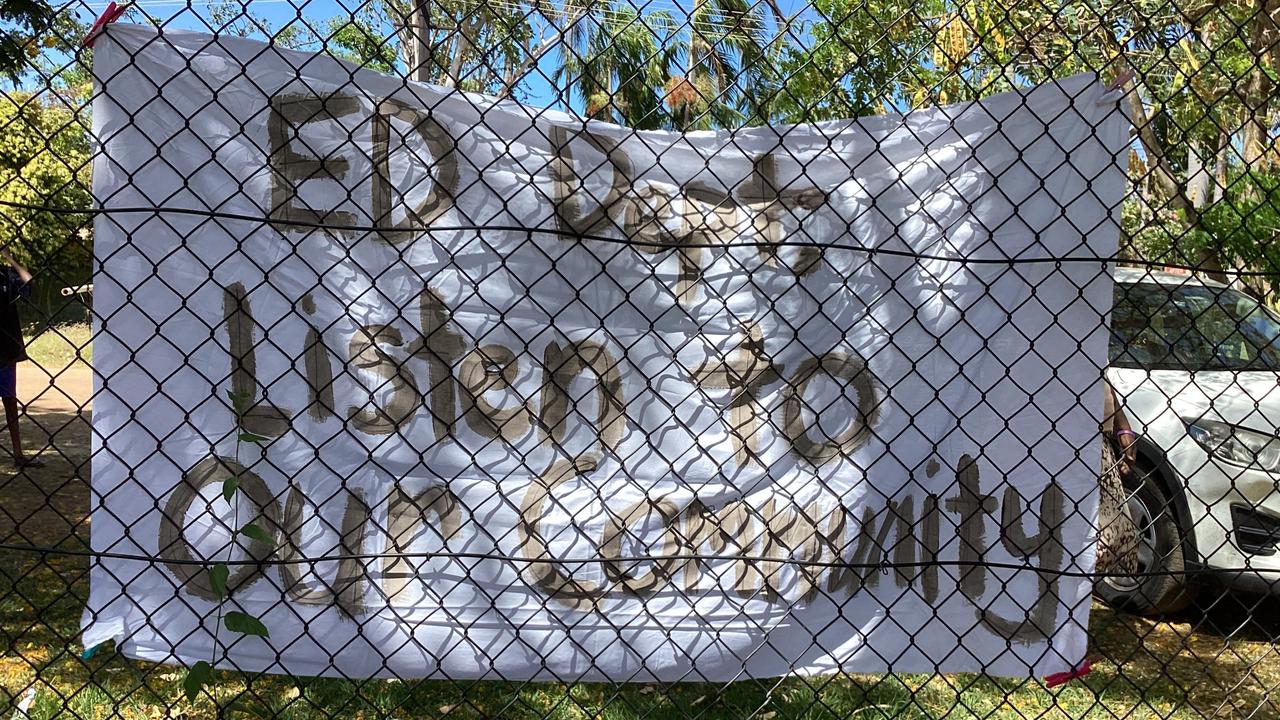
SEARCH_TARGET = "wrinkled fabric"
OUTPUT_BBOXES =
[84,24,1128,680]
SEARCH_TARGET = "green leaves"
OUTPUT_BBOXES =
[1260,59,1280,85]
[184,385,275,708]
[324,17,399,72]
[183,660,213,702]
[238,523,273,545]
[0,94,92,278]
[0,0,56,79]
[208,564,229,599]
[221,476,240,502]
[224,611,270,638]
[225,388,251,416]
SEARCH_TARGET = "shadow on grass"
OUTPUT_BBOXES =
[0,398,1277,719]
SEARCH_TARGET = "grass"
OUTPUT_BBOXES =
[23,323,91,370]
[5,526,1277,717]
[1,370,1278,719]
[3,558,1277,720]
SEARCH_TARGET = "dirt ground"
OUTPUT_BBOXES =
[0,361,93,549]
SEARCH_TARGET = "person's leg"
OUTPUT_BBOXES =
[0,363,20,463]
[3,395,21,462]
[0,364,37,467]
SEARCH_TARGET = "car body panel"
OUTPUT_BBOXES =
[1109,268,1280,592]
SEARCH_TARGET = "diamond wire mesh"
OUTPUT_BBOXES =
[2,0,1280,717]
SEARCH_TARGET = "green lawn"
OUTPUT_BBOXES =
[4,542,1277,718]
[23,324,91,370]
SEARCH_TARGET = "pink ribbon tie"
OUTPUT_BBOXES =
[1045,659,1093,688]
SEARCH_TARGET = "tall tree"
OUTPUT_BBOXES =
[666,0,769,129]
[767,0,940,123]
[554,3,676,129]
[387,0,535,93]
[0,0,54,81]
[1240,0,1279,171]
[0,92,91,284]
[324,13,400,72]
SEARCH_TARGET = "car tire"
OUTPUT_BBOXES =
[1095,462,1198,616]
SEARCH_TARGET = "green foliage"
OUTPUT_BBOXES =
[0,0,54,80]
[222,476,240,502]
[1125,203,1205,266]
[1200,174,1280,296]
[1125,172,1280,298]
[555,4,676,129]
[0,92,90,284]
[224,611,270,638]
[382,0,535,94]
[768,0,939,123]
[182,388,277,704]
[182,660,213,702]
[325,16,399,71]
[208,564,230,600]
[670,0,770,129]
[238,523,273,544]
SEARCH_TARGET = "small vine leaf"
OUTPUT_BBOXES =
[239,523,273,545]
[224,611,269,637]
[208,564,229,599]
[183,660,212,702]
[226,389,250,414]
[238,431,270,444]
[222,476,240,502]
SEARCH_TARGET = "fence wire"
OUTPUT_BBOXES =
[2,0,1280,717]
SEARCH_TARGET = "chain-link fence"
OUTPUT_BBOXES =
[2,0,1280,717]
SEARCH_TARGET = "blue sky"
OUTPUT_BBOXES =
[74,0,817,112]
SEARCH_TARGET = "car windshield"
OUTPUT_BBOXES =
[1110,282,1280,371]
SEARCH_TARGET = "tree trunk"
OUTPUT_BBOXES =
[1186,140,1211,209]
[442,15,481,89]
[1109,56,1229,283]
[410,0,430,83]
[433,33,458,85]
[1242,0,1279,171]
[394,2,422,81]
[1214,130,1229,203]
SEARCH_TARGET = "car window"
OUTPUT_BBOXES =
[1110,282,1280,370]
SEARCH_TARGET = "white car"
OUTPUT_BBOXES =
[1098,267,1280,614]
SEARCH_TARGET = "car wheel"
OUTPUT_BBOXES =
[1095,462,1198,616]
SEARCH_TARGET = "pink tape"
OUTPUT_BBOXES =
[1044,659,1093,688]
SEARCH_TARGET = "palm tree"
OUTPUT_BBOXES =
[666,0,770,130]
[554,3,678,129]
[549,0,771,130]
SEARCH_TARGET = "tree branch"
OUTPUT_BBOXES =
[496,2,588,100]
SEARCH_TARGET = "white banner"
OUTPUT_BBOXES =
[83,24,1128,681]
